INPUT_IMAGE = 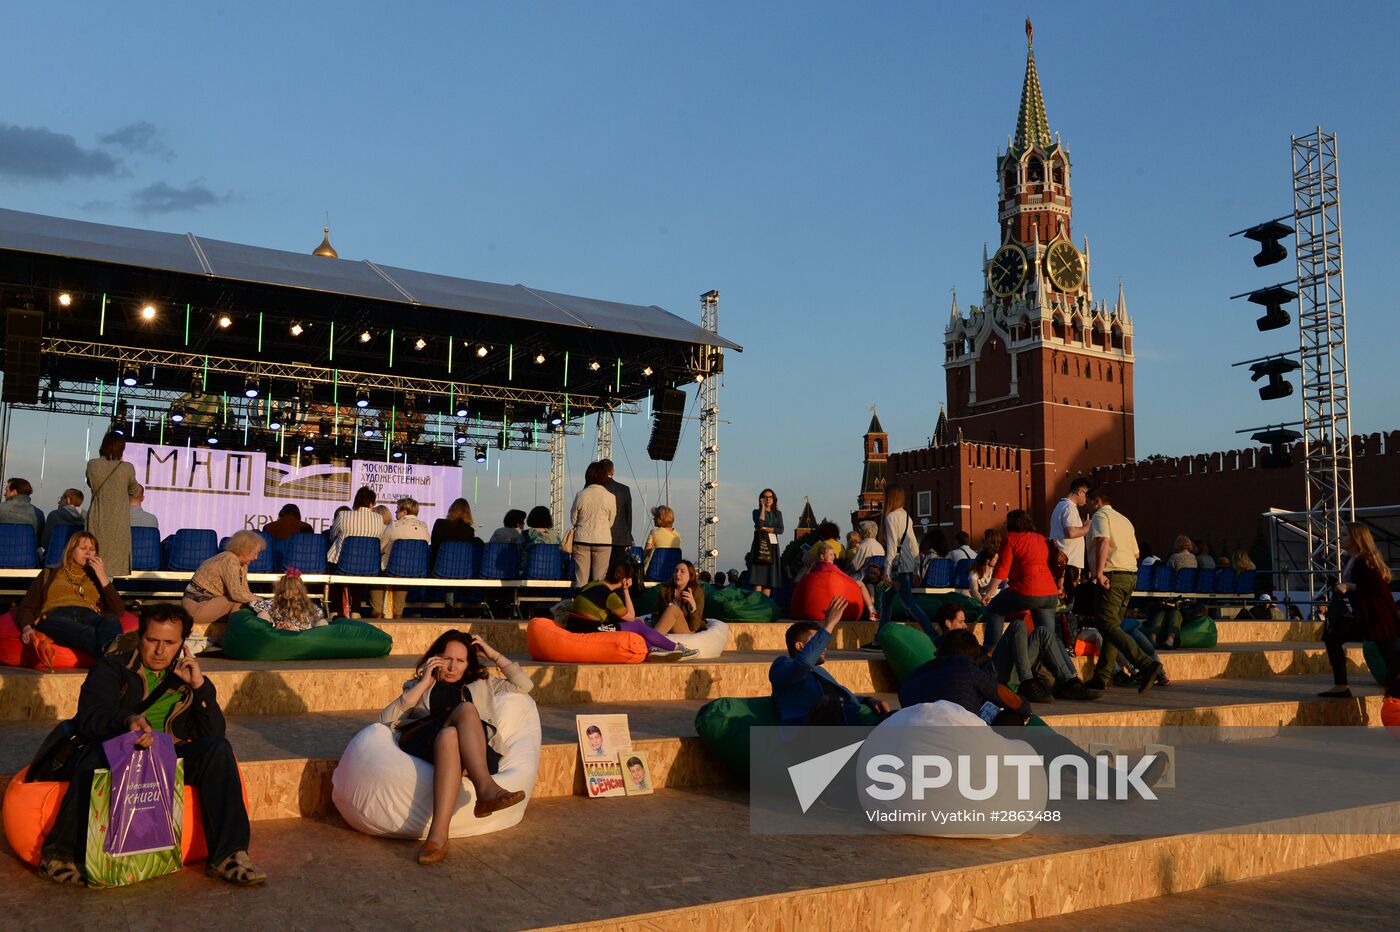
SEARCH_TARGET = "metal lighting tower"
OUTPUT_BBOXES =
[698,290,721,576]
[1292,128,1354,603]
[549,426,567,536]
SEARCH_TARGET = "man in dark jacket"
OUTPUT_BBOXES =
[599,459,633,564]
[37,602,265,886]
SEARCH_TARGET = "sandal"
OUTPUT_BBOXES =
[207,850,267,886]
[474,789,525,819]
[39,858,83,885]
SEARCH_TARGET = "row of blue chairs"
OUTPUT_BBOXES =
[1136,563,1255,596]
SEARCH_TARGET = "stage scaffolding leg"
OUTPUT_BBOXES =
[698,290,721,577]
[594,409,613,462]
[550,428,566,537]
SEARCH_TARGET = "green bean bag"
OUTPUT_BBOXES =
[885,591,981,624]
[694,695,879,780]
[881,623,937,685]
[1178,615,1218,649]
[702,584,781,622]
[631,584,661,616]
[222,610,393,661]
[1363,639,1400,687]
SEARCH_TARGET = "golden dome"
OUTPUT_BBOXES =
[313,226,338,259]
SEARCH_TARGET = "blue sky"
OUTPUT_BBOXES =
[2,2,1397,564]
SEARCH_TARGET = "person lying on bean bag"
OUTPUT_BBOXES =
[771,596,890,726]
[567,555,697,662]
[379,630,529,864]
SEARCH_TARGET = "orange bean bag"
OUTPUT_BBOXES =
[789,566,864,621]
[525,617,647,664]
[3,764,248,866]
[0,611,139,670]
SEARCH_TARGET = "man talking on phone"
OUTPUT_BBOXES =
[37,602,266,887]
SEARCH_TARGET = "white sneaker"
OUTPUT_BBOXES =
[646,648,683,663]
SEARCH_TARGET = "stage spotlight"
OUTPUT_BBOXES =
[355,390,370,409]
[475,344,488,358]
[269,414,283,431]
[207,432,221,446]
[140,304,157,320]
[302,439,316,453]
[120,366,139,388]
[695,373,705,383]
[363,426,378,439]
[189,372,205,399]
[454,431,469,446]
[290,322,304,336]
[243,378,260,399]
[170,405,186,424]
[57,292,72,308]
[318,417,332,437]
[588,360,601,371]
[217,314,232,329]
[707,515,720,524]
[359,330,372,343]
[705,548,718,559]
[642,366,653,377]
[474,444,488,464]
[414,337,427,351]
[454,401,469,418]
[391,447,405,460]
[534,353,546,364]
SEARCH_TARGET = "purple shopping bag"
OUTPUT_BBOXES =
[101,731,179,857]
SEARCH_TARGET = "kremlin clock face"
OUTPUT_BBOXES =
[989,244,1028,297]
[1045,240,1085,292]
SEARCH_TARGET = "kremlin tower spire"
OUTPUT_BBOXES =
[1014,19,1053,152]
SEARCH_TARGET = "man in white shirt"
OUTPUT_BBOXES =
[947,531,978,563]
[1048,478,1090,571]
[373,497,432,618]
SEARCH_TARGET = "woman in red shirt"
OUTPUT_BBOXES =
[978,511,1063,686]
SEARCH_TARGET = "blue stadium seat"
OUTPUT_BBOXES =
[627,546,644,564]
[45,523,78,567]
[385,539,430,578]
[525,543,565,581]
[164,529,219,571]
[1236,569,1256,595]
[1174,567,1197,593]
[1215,567,1236,595]
[336,536,381,577]
[923,557,952,589]
[1151,563,1174,593]
[247,531,276,573]
[644,547,682,583]
[432,541,477,579]
[479,541,521,580]
[267,536,292,572]
[951,558,973,590]
[0,524,38,569]
[1136,565,1152,592]
[1195,566,1216,594]
[130,526,161,571]
[282,533,328,573]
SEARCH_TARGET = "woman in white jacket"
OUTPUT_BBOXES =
[864,484,938,651]
[569,460,617,587]
[379,630,532,864]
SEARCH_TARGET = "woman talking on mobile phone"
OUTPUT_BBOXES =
[379,630,532,864]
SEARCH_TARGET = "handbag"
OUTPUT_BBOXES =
[26,671,181,783]
[891,515,917,576]
[1323,589,1357,642]
[752,529,774,566]
[561,528,575,556]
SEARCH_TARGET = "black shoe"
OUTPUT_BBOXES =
[1112,671,1136,688]
[1019,678,1055,704]
[1085,675,1112,692]
[1137,661,1165,695]
[1054,677,1103,701]
[858,642,884,653]
[1156,671,1171,687]
[1317,686,1353,698]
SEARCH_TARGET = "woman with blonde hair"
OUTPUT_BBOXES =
[14,530,125,670]
[1230,550,1256,573]
[862,484,936,651]
[182,530,266,625]
[1320,523,1400,698]
[643,506,681,553]
[1168,535,1197,571]
[252,568,328,631]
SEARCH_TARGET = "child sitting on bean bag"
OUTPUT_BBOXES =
[249,569,327,631]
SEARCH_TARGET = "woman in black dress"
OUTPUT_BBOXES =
[749,489,783,595]
[379,630,531,863]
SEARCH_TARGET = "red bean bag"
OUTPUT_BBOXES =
[0,611,139,670]
[3,764,248,866]
[789,565,864,621]
[525,617,647,664]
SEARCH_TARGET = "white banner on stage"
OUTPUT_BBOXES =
[126,443,462,538]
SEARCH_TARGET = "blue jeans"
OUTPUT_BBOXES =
[994,617,1078,685]
[876,572,936,642]
[37,606,123,659]
[980,589,1059,655]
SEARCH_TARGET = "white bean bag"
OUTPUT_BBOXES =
[331,691,542,839]
[668,619,729,659]
[856,701,1048,839]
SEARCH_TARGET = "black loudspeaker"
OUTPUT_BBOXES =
[647,388,686,461]
[2,308,43,404]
